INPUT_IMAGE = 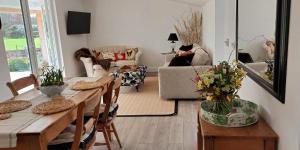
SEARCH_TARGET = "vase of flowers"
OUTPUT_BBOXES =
[40,66,65,97]
[194,61,259,127]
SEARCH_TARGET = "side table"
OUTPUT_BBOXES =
[197,110,278,150]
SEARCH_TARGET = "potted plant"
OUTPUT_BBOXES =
[194,61,259,127]
[39,66,65,97]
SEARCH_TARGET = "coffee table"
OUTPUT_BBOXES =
[112,65,147,91]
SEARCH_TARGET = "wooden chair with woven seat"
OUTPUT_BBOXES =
[6,74,39,96]
[95,78,122,150]
[48,88,103,150]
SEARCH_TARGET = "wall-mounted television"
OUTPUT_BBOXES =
[67,11,91,35]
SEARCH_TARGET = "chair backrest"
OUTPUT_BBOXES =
[71,88,103,150]
[100,78,122,124]
[6,74,39,96]
[112,77,122,103]
[101,80,115,124]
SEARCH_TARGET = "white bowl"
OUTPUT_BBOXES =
[40,85,65,97]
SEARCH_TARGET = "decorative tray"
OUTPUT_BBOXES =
[200,99,259,127]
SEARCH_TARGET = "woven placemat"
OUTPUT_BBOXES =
[0,113,11,120]
[0,100,32,114]
[32,96,75,115]
[71,80,103,91]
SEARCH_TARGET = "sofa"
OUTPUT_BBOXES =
[158,52,211,99]
[80,46,142,77]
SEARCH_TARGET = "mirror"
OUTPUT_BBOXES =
[236,0,291,103]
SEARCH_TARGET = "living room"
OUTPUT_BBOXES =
[0,0,299,150]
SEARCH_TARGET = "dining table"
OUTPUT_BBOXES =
[0,76,113,150]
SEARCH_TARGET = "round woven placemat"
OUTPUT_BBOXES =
[32,97,75,115]
[0,113,11,120]
[0,100,32,114]
[71,81,103,91]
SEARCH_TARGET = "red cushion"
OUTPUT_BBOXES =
[114,53,126,60]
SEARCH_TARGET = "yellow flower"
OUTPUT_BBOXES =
[197,81,203,89]
[204,79,211,86]
[215,88,221,95]
[236,79,241,86]
[207,96,214,101]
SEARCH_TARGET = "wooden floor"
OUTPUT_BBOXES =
[93,100,199,150]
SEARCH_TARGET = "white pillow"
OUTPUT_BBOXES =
[102,52,115,60]
[191,44,211,66]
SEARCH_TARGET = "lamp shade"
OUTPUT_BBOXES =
[168,33,178,42]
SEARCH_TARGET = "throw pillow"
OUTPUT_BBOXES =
[114,52,126,60]
[191,44,211,65]
[169,54,195,66]
[125,48,138,60]
[102,52,115,61]
[179,44,193,51]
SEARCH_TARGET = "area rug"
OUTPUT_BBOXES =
[117,77,178,117]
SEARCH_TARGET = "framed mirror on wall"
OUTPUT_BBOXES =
[236,0,291,103]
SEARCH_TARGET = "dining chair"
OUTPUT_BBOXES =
[95,78,122,150]
[6,74,39,96]
[48,88,103,150]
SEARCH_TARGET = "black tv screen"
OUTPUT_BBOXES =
[67,11,91,34]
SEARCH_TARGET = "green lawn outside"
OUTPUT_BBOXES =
[4,38,41,51]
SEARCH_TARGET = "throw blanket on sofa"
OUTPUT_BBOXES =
[75,48,111,71]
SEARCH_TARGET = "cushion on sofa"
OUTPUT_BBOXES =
[191,44,211,66]
[125,48,138,60]
[179,44,193,51]
[169,54,195,66]
[102,52,115,60]
[114,52,126,60]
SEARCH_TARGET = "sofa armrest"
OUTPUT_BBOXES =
[135,49,142,65]
[80,57,94,77]
[93,65,109,77]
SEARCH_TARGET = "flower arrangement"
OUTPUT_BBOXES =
[194,61,246,114]
[39,66,64,97]
[40,66,64,87]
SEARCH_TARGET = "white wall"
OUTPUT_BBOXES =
[0,30,13,101]
[54,0,88,77]
[201,0,231,64]
[220,0,300,149]
[200,0,215,62]
[84,0,201,72]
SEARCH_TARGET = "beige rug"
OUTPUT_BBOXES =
[117,77,177,116]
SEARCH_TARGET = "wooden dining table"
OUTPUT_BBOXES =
[0,76,113,150]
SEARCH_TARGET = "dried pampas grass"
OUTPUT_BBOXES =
[174,11,202,45]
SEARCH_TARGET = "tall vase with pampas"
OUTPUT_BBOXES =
[174,11,202,46]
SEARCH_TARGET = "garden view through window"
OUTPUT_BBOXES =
[0,0,59,81]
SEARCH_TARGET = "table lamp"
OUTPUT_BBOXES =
[168,33,178,53]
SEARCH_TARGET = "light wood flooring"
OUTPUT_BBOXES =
[92,100,199,150]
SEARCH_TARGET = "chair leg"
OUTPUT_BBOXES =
[107,125,112,141]
[103,127,112,150]
[112,122,122,148]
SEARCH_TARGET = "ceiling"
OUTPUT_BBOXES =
[170,0,210,6]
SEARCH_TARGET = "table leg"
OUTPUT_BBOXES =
[135,86,139,92]
[16,134,47,150]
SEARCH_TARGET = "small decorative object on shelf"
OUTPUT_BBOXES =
[194,60,258,127]
[40,66,65,97]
